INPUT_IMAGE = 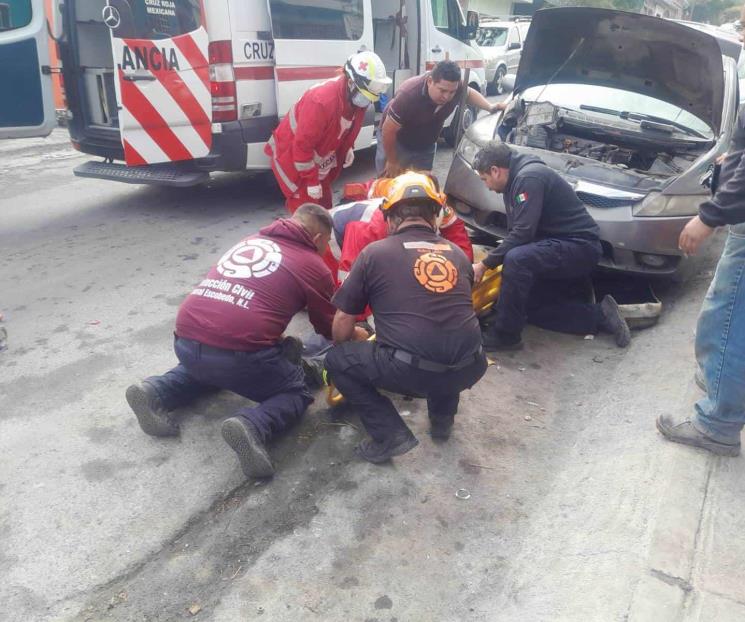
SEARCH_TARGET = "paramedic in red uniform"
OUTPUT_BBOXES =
[125,204,352,480]
[325,176,473,285]
[265,51,391,213]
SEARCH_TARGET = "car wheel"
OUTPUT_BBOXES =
[494,66,507,96]
[442,103,478,148]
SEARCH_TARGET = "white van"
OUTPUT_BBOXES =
[0,0,486,186]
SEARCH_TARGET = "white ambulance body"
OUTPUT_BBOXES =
[0,0,486,186]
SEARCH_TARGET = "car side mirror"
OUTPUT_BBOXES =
[465,10,479,40]
[508,42,521,51]
[500,73,516,94]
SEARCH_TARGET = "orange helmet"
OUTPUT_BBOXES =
[380,171,446,213]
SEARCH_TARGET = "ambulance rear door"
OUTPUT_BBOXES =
[266,0,374,119]
[103,0,212,165]
[0,0,57,139]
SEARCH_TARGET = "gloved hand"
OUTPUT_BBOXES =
[343,148,355,169]
[307,185,323,200]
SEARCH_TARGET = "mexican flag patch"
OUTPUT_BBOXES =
[516,192,529,205]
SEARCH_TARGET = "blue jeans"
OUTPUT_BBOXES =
[375,127,437,175]
[693,224,745,443]
[145,337,312,442]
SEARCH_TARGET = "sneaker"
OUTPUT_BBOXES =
[221,417,275,479]
[600,295,631,348]
[354,428,419,464]
[429,418,454,440]
[482,328,523,351]
[656,415,740,457]
[280,336,303,366]
[125,382,179,437]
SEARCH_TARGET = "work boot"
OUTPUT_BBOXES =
[355,428,419,464]
[125,382,179,437]
[656,415,740,457]
[280,336,303,366]
[482,327,523,351]
[301,356,327,389]
[221,417,275,479]
[600,295,631,348]
[429,417,454,440]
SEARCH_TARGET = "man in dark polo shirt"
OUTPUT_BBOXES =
[125,204,355,480]
[376,60,504,177]
[325,172,487,464]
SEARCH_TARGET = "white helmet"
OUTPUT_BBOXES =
[344,51,392,103]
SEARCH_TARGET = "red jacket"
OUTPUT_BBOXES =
[264,76,365,195]
[331,201,474,282]
[176,219,335,350]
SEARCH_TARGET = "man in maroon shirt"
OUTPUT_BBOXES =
[125,204,337,480]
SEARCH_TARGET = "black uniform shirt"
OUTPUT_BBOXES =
[333,223,482,364]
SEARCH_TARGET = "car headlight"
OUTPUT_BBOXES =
[457,134,482,165]
[633,192,703,217]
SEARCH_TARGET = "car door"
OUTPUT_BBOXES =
[103,0,212,166]
[506,25,521,74]
[266,0,374,119]
[0,0,57,139]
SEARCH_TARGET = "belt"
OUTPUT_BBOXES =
[176,336,259,356]
[391,347,483,373]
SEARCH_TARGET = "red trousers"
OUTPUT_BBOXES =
[284,180,333,214]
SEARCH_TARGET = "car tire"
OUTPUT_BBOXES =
[443,103,477,148]
[494,66,507,96]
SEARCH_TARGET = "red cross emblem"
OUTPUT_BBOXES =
[358,61,368,71]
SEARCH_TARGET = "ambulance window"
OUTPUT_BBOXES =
[269,0,364,41]
[432,0,463,40]
[122,0,201,40]
[0,0,32,32]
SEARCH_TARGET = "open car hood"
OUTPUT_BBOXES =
[514,8,725,133]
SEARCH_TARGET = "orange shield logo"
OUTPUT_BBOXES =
[413,252,458,293]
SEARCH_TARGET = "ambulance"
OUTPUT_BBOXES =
[0,0,486,186]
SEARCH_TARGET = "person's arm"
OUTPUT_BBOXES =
[304,267,337,340]
[482,176,545,269]
[291,96,329,189]
[699,149,745,229]
[466,87,506,114]
[381,116,403,177]
[332,310,357,343]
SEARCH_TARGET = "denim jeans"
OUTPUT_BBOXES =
[693,224,745,443]
[375,128,437,175]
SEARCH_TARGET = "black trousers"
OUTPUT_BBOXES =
[325,341,487,442]
[145,337,312,442]
[495,237,605,336]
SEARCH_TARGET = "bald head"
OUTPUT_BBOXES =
[293,203,333,254]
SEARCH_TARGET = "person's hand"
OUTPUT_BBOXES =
[473,261,487,284]
[343,148,355,169]
[383,161,402,178]
[489,102,506,114]
[715,152,728,165]
[352,326,371,341]
[679,215,715,256]
[307,185,323,200]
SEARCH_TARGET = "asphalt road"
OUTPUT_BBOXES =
[1,128,744,622]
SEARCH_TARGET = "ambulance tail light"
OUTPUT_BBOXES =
[208,40,237,123]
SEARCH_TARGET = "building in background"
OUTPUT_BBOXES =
[641,0,687,18]
[459,0,535,18]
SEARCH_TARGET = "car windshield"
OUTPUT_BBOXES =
[476,27,508,47]
[521,83,714,139]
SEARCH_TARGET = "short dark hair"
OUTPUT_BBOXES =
[473,141,513,173]
[294,202,333,236]
[387,198,440,225]
[430,60,461,83]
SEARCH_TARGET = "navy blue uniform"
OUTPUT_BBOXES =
[483,154,604,338]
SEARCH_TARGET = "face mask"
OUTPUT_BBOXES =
[351,90,372,108]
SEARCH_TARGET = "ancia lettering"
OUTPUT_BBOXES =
[121,45,180,72]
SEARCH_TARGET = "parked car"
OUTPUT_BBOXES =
[476,18,530,95]
[446,8,740,277]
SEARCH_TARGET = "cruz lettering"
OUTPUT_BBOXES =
[121,45,180,71]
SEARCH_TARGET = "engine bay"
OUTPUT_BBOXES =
[504,101,705,177]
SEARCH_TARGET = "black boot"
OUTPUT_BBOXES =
[280,336,303,365]
[429,417,454,440]
[126,382,179,437]
[482,326,523,351]
[599,295,631,348]
[355,428,419,464]
[221,417,275,479]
